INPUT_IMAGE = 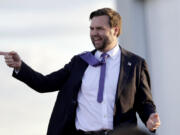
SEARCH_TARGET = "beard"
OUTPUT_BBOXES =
[91,35,111,51]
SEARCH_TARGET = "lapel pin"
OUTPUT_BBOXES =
[128,62,132,66]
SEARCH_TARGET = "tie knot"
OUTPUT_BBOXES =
[100,53,109,63]
[101,53,108,58]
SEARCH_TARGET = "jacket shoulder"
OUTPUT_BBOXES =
[121,47,145,63]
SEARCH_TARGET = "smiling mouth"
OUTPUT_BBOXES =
[93,37,102,42]
[94,39,101,42]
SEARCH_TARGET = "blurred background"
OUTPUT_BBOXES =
[0,0,179,135]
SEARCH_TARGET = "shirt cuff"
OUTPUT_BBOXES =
[14,69,20,74]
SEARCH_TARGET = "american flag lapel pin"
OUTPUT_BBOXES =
[128,62,132,66]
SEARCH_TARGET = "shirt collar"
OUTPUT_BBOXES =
[95,44,120,60]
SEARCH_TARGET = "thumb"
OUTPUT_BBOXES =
[8,51,21,61]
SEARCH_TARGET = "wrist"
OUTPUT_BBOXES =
[14,61,22,71]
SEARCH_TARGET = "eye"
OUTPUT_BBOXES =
[96,27,104,30]
[90,27,94,30]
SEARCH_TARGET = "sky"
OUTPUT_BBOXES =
[0,0,116,135]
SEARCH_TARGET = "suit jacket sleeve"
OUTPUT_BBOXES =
[12,56,76,93]
[135,59,156,124]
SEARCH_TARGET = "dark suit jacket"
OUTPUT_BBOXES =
[13,47,156,135]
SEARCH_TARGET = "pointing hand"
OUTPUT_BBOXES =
[0,51,22,70]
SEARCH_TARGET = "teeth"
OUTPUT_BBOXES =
[94,38,101,41]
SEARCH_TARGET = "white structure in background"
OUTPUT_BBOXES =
[116,0,180,135]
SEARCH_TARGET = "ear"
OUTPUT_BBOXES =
[113,27,120,37]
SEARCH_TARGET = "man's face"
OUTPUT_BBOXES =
[90,15,117,52]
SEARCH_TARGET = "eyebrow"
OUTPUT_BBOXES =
[89,26,104,29]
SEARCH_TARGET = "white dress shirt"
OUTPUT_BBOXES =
[75,45,121,131]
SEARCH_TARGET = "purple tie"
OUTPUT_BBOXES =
[79,52,109,103]
[97,53,109,103]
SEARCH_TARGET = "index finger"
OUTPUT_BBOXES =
[0,51,8,56]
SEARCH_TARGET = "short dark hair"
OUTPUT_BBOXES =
[89,8,122,37]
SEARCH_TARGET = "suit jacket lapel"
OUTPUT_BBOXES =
[116,47,132,100]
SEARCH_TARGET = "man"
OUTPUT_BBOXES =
[0,8,160,135]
